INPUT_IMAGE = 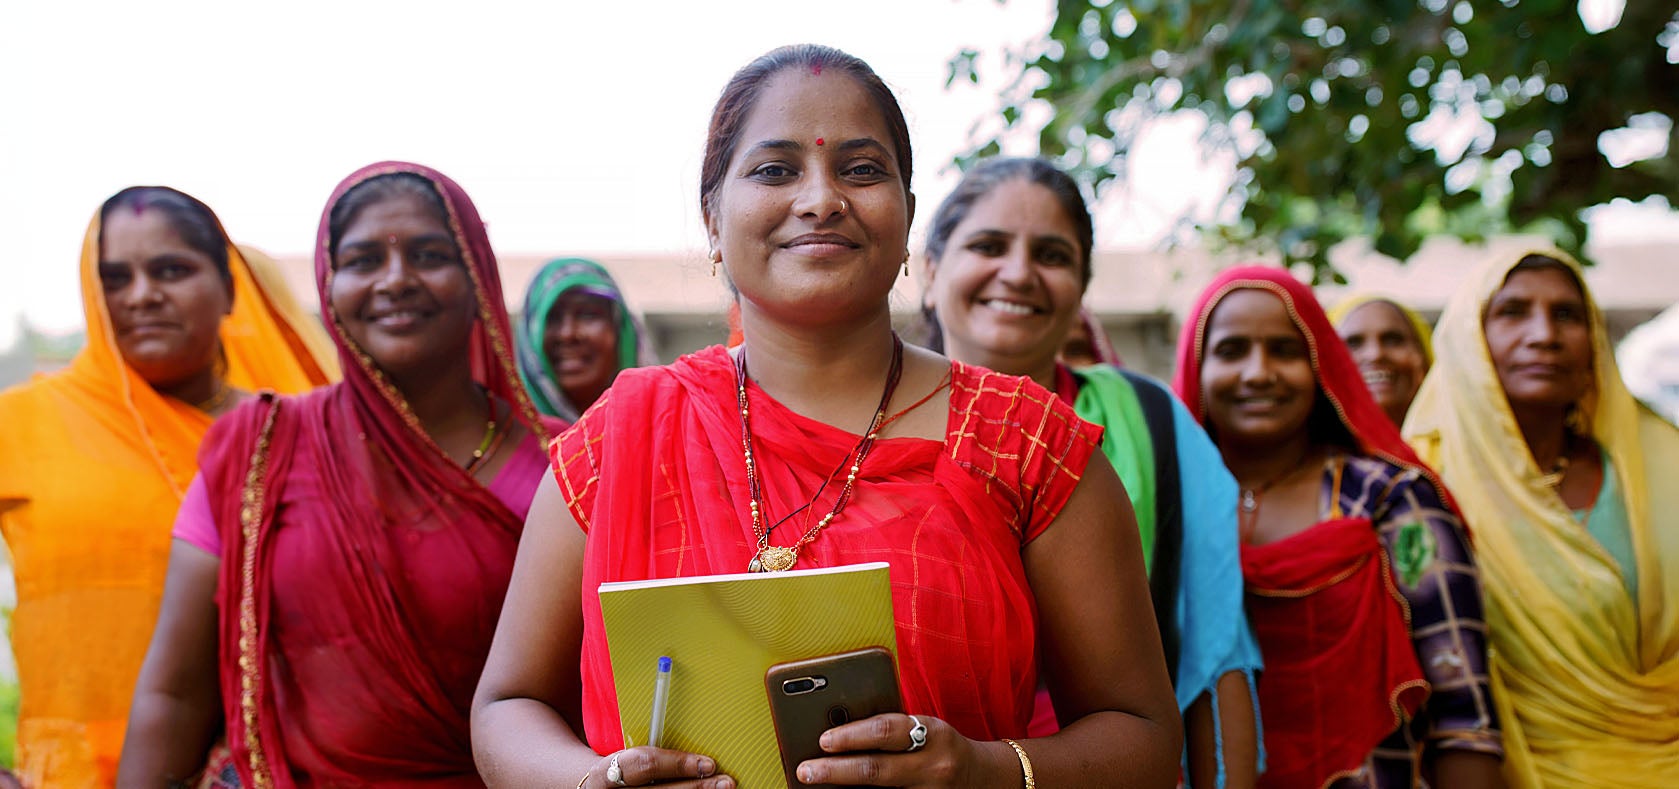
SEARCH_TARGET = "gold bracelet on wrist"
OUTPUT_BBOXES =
[1001,738,1036,789]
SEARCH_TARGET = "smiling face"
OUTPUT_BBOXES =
[1337,300,1428,424]
[1200,288,1320,449]
[542,290,621,409]
[1483,265,1594,415]
[328,193,478,382]
[99,209,233,387]
[703,69,913,328]
[926,179,1086,377]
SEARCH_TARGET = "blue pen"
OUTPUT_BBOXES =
[648,656,673,748]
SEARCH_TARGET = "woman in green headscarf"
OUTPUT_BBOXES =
[515,258,656,423]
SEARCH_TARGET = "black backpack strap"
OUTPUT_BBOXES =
[1120,370,1183,685]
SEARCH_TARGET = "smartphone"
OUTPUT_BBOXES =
[765,647,903,789]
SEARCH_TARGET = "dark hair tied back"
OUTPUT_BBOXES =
[924,157,1094,289]
[700,44,913,219]
[1508,253,1586,294]
[100,186,232,282]
[328,172,451,258]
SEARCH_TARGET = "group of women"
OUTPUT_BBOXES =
[0,43,1671,789]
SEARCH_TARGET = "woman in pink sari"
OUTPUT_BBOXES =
[118,162,559,787]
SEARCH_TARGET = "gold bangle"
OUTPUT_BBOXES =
[1001,738,1036,789]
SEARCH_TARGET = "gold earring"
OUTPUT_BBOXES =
[902,249,911,277]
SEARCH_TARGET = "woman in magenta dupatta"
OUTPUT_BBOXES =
[1171,266,1501,788]
[119,162,557,787]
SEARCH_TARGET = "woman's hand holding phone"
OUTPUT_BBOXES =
[794,713,1020,788]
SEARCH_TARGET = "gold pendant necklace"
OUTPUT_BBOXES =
[748,545,799,573]
[737,335,904,573]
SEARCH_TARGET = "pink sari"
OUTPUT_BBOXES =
[199,162,555,787]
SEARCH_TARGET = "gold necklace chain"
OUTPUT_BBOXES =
[737,335,904,572]
[194,381,236,413]
[462,393,501,473]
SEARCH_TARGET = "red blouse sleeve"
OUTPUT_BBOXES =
[549,392,611,534]
[945,363,1104,544]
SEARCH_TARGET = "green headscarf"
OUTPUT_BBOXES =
[515,258,654,421]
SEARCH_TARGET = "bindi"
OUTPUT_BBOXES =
[816,137,824,146]
[387,234,399,246]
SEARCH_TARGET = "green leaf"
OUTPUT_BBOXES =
[948,0,1677,277]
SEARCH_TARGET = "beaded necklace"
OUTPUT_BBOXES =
[736,334,904,572]
[461,391,502,474]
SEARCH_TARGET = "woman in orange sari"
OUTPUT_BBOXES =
[1172,266,1501,788]
[0,187,334,787]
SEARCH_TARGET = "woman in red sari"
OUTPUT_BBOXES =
[473,45,1181,788]
[1171,266,1501,788]
[118,162,558,787]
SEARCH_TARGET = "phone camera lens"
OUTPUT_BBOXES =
[784,678,816,694]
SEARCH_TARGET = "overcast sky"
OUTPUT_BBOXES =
[2,0,1673,346]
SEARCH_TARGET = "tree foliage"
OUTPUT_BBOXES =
[952,0,1679,280]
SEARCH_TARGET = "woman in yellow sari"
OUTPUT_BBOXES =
[1405,249,1679,787]
[0,187,335,787]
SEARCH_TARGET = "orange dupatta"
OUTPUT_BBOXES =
[0,209,335,788]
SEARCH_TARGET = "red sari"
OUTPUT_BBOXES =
[199,162,555,787]
[552,346,1102,752]
[1242,509,1430,787]
[1172,267,1461,788]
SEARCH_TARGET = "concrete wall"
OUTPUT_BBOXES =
[8,238,1672,390]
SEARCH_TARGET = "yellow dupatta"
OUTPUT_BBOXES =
[1326,293,1434,366]
[1403,249,1679,787]
[0,210,336,787]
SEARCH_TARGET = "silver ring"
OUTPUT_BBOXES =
[906,715,928,752]
[605,751,628,787]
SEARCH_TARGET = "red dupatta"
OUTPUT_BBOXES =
[554,348,1100,753]
[204,162,550,787]
[1170,266,1431,469]
[1171,266,1439,787]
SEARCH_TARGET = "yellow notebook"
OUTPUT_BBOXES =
[599,562,897,788]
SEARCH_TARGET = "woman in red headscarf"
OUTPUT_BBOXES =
[118,162,560,787]
[1171,266,1501,788]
